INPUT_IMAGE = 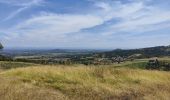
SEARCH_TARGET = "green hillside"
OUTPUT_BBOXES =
[101,45,170,58]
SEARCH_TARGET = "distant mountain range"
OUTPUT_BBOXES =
[1,43,170,59]
[102,45,170,58]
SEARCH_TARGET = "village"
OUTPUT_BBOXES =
[0,42,170,71]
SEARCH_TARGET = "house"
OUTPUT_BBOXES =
[111,56,125,63]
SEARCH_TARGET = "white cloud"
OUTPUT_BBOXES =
[4,13,104,47]
[93,0,170,35]
[1,0,170,48]
[14,14,103,35]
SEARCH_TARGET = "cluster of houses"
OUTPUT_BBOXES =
[78,56,130,65]
[93,56,126,65]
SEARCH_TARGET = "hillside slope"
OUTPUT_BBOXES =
[0,65,170,100]
[102,45,170,58]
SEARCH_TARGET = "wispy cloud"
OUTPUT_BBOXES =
[91,0,170,35]
[0,0,43,6]
[3,0,44,21]
[3,13,103,47]
[0,0,170,48]
[14,13,103,35]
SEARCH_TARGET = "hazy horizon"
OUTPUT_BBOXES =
[2,44,169,51]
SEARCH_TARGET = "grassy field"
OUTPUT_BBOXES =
[0,61,37,70]
[0,61,170,100]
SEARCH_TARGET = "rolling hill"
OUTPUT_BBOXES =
[102,45,170,58]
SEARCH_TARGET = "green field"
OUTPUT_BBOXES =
[0,60,170,100]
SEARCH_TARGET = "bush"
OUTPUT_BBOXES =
[146,61,170,71]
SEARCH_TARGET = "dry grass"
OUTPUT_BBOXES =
[0,64,170,100]
[0,76,68,100]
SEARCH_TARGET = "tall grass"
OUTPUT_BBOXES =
[1,65,170,100]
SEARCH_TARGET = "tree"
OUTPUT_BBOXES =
[0,43,3,49]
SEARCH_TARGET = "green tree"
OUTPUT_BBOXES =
[0,43,3,49]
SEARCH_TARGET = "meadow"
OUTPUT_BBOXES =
[0,61,170,100]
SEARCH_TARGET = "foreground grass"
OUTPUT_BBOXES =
[0,64,170,100]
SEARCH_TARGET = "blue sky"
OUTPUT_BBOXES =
[0,0,170,49]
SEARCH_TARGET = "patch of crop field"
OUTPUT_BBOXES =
[0,61,37,70]
[111,61,148,69]
[0,64,170,100]
[134,57,169,61]
[121,61,147,69]
[158,57,170,63]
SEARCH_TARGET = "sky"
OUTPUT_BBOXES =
[0,0,170,49]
